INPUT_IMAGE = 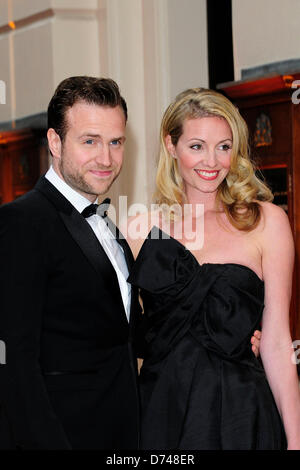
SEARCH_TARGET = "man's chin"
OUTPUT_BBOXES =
[87,178,116,196]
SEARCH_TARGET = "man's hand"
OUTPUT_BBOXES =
[251,330,262,357]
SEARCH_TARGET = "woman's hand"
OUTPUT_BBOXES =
[251,330,262,357]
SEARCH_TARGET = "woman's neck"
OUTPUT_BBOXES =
[185,189,218,216]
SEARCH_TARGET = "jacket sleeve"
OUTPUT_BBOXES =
[0,204,71,449]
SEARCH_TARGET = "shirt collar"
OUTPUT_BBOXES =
[45,165,97,214]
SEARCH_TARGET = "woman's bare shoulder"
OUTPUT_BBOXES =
[255,200,293,250]
[256,200,290,229]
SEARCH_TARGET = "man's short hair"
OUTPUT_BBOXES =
[47,76,128,143]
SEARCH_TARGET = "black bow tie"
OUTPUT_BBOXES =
[81,198,111,218]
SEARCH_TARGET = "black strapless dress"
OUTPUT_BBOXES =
[128,226,286,450]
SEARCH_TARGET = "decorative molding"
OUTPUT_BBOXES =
[0,7,99,36]
[217,72,300,99]
[0,9,54,36]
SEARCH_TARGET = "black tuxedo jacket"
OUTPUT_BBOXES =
[0,176,142,449]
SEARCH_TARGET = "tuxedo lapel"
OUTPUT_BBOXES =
[59,208,120,285]
[115,226,141,330]
[103,215,142,330]
[34,177,126,319]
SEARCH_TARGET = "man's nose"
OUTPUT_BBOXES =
[95,145,112,167]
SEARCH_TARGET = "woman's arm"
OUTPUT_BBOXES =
[259,202,300,449]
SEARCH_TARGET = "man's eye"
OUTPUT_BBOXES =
[111,139,121,146]
[85,139,94,145]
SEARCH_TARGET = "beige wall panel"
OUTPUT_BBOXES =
[0,1,9,26]
[52,16,100,89]
[12,21,53,119]
[167,0,208,99]
[0,34,11,122]
[232,0,300,79]
[51,0,98,9]
[11,0,51,22]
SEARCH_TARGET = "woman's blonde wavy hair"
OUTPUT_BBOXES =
[154,87,273,231]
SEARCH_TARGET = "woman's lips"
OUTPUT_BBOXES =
[194,169,219,181]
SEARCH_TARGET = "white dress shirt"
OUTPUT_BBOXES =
[45,166,131,321]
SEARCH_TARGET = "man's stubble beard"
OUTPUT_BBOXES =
[59,155,121,197]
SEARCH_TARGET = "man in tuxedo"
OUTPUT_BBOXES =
[0,76,141,449]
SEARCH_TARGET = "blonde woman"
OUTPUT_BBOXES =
[126,88,300,450]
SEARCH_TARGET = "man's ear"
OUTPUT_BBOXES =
[165,135,176,159]
[47,128,62,159]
